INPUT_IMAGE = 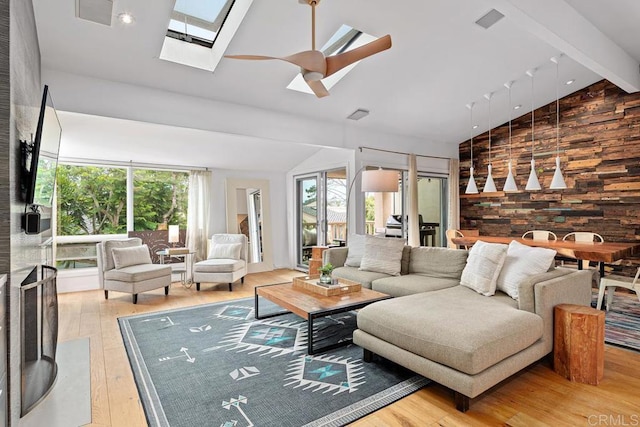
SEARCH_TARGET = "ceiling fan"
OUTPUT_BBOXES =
[224,0,392,98]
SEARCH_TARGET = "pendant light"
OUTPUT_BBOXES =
[525,69,541,191]
[483,93,497,193]
[503,81,518,192]
[550,56,567,189]
[465,102,478,194]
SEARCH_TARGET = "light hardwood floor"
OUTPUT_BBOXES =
[58,269,640,427]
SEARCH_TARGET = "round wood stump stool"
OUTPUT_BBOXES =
[553,304,605,385]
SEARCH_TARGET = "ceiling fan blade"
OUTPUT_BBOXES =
[306,79,330,98]
[226,50,326,75]
[325,34,392,78]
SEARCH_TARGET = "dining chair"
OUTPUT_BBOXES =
[596,266,640,311]
[522,230,558,241]
[562,232,604,270]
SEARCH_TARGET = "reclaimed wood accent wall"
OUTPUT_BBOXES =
[459,80,640,275]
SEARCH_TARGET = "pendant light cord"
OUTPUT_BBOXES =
[469,103,474,167]
[508,85,512,159]
[487,94,492,164]
[556,60,560,154]
[530,72,535,160]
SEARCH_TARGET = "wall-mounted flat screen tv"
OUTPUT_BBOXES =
[22,85,62,207]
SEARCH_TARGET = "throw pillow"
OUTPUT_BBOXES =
[344,234,366,267]
[359,235,405,276]
[111,244,152,269]
[208,242,242,260]
[460,240,508,296]
[497,240,557,299]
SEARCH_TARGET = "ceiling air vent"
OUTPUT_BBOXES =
[475,9,504,29]
[347,109,370,121]
[76,0,113,26]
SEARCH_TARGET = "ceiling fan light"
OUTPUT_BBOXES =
[483,164,497,193]
[303,71,324,82]
[550,156,567,189]
[525,159,541,191]
[465,167,478,194]
[503,160,518,192]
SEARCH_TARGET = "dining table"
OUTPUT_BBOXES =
[451,235,640,277]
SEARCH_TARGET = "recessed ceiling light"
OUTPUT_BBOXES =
[514,104,522,110]
[118,12,135,24]
[565,79,575,85]
[473,125,479,129]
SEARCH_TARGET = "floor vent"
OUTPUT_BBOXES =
[76,0,113,26]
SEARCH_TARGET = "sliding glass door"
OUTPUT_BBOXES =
[295,169,347,269]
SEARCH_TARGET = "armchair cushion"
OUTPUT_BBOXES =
[104,263,171,282]
[208,242,242,260]
[112,244,152,269]
[194,258,246,273]
[102,238,142,272]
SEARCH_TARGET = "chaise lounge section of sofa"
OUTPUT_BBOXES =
[323,238,593,411]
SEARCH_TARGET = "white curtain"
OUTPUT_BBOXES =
[407,154,420,247]
[448,158,460,232]
[186,170,211,262]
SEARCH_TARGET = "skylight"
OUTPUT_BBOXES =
[159,0,254,72]
[287,25,377,95]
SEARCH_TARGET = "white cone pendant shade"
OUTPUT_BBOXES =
[504,160,518,192]
[483,164,497,192]
[525,159,541,191]
[550,156,567,189]
[466,167,478,194]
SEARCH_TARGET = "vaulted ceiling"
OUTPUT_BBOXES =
[32,0,640,170]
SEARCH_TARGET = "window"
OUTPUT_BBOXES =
[159,0,254,72]
[56,164,190,270]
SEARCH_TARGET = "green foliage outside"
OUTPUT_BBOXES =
[365,195,375,221]
[57,165,188,235]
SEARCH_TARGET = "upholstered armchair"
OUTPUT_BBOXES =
[193,234,248,291]
[97,238,172,304]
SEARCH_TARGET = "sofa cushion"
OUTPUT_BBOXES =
[359,236,406,276]
[409,247,468,279]
[112,244,152,269]
[497,240,557,300]
[209,243,242,260]
[103,238,142,272]
[331,266,390,289]
[357,286,542,375]
[345,234,366,267]
[104,263,171,282]
[460,240,508,296]
[194,258,246,273]
[372,274,459,297]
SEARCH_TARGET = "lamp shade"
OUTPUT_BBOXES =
[503,160,518,192]
[361,169,398,192]
[168,225,180,243]
[550,156,567,189]
[465,167,478,194]
[525,159,541,191]
[483,164,497,193]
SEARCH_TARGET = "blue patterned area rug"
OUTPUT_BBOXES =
[119,298,428,427]
[592,291,640,352]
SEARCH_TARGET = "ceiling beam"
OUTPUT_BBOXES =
[493,0,640,93]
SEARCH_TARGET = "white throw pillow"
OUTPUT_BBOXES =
[208,242,242,260]
[460,240,508,296]
[497,240,557,299]
[345,234,366,267]
[111,244,152,269]
[359,235,405,276]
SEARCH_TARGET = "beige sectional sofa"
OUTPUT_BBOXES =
[323,243,592,412]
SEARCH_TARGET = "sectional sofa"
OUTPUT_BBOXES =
[323,238,592,411]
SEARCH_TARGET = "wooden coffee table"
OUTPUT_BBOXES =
[254,283,390,355]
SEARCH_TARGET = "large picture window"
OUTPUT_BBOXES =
[56,164,189,270]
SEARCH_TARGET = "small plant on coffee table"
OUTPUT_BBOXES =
[318,263,334,284]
